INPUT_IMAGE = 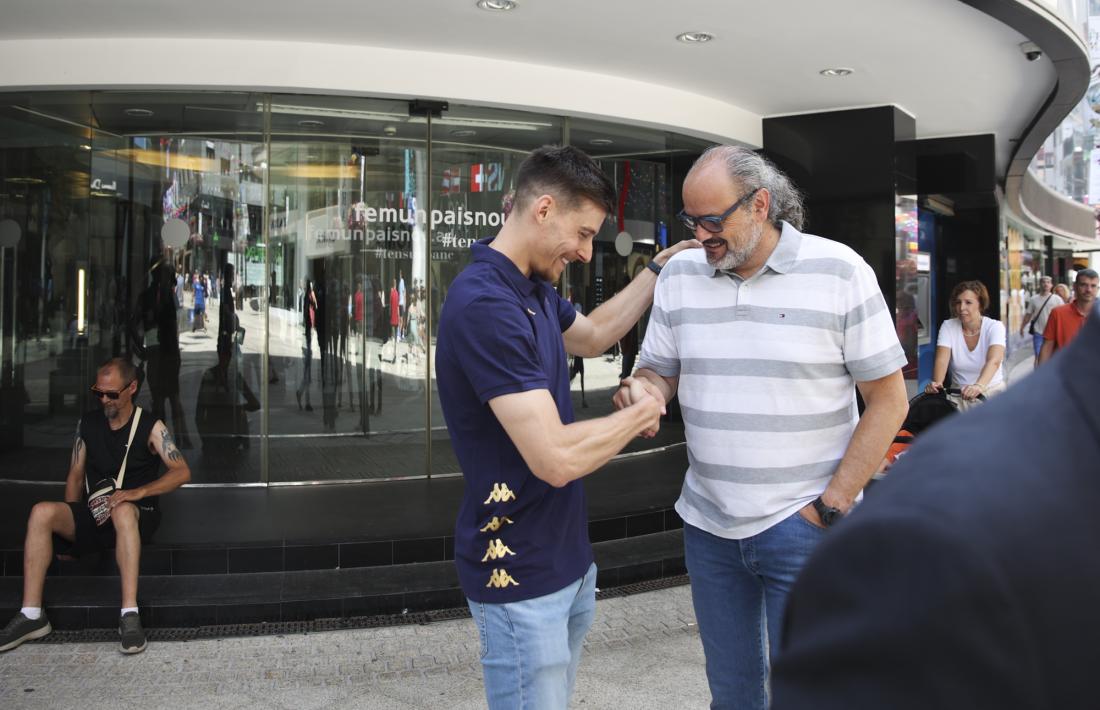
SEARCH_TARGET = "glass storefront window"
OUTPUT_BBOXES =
[563,118,711,450]
[427,106,564,474]
[0,91,709,486]
[267,95,430,482]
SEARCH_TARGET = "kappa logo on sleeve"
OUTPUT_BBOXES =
[481,538,517,562]
[486,568,520,588]
[479,516,514,532]
[483,483,517,504]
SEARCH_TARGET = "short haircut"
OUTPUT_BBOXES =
[1075,268,1098,282]
[99,357,137,385]
[512,145,616,218]
[949,280,990,315]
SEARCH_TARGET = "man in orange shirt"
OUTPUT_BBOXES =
[1039,268,1098,364]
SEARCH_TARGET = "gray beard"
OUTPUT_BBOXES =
[707,222,764,270]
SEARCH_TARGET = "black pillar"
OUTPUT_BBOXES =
[762,106,915,319]
[910,135,999,321]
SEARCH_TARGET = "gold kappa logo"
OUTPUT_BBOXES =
[479,516,514,533]
[481,538,517,562]
[483,483,517,505]
[486,568,520,588]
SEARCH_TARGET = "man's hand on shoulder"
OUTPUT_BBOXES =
[653,238,702,267]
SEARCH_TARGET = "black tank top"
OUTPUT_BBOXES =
[79,407,162,508]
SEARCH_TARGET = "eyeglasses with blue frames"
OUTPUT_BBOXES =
[676,188,760,234]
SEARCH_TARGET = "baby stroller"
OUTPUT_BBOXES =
[874,387,985,480]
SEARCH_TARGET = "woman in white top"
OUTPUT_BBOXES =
[925,280,1006,409]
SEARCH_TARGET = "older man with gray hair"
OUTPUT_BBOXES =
[614,145,909,709]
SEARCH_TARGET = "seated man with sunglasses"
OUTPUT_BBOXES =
[1,357,191,655]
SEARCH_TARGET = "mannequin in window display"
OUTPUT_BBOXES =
[339,284,354,410]
[368,275,384,416]
[296,279,317,412]
[566,290,588,408]
[388,277,400,363]
[320,272,340,432]
[406,292,425,364]
[131,261,191,448]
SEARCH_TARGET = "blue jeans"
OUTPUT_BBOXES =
[1033,333,1044,357]
[467,562,597,710]
[684,512,826,710]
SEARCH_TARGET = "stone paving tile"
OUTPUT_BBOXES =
[0,585,707,709]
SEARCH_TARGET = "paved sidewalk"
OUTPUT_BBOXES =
[0,585,709,710]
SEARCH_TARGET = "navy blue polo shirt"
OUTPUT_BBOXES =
[436,238,592,603]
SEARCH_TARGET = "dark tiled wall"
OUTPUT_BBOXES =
[1,508,681,576]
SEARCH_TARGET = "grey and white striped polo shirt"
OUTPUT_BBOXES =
[638,221,905,540]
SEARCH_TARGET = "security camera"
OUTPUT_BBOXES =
[1020,41,1042,62]
[383,125,397,137]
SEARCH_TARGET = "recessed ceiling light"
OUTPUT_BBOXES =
[298,119,325,128]
[450,129,477,138]
[589,138,614,146]
[819,67,854,77]
[477,0,517,11]
[676,32,714,44]
[79,144,92,151]
[124,108,154,118]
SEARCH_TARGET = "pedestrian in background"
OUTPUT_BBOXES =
[1038,268,1098,364]
[925,280,1004,410]
[1019,275,1062,363]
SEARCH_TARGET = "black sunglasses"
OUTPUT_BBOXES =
[676,188,759,234]
[91,380,134,400]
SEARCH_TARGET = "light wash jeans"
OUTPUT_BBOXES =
[684,512,826,710]
[467,562,597,710]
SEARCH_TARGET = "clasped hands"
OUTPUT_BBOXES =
[612,376,666,438]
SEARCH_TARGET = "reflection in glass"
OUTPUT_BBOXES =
[266,96,428,482]
[0,91,709,486]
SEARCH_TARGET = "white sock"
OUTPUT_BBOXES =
[20,607,42,620]
[121,607,138,617]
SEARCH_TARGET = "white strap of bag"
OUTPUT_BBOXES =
[115,406,143,488]
[83,406,143,494]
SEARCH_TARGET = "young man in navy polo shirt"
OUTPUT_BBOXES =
[437,145,698,709]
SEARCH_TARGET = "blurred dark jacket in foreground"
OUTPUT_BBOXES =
[772,305,1100,710]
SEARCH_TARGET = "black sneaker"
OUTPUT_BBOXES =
[119,612,146,654]
[0,612,51,652]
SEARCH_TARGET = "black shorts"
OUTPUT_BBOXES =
[56,502,161,557]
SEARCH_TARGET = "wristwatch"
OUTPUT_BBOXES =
[811,497,843,527]
[646,260,662,276]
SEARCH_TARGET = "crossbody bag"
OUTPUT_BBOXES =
[85,407,143,526]
[1028,294,1054,335]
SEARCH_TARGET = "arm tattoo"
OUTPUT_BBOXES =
[160,429,183,463]
[70,432,84,469]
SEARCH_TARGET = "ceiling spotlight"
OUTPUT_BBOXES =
[477,0,517,10]
[298,119,325,128]
[589,138,614,146]
[124,108,154,117]
[676,31,714,44]
[819,67,854,77]
[450,129,477,138]
[79,144,92,151]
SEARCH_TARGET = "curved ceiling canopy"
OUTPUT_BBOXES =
[0,0,1086,186]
